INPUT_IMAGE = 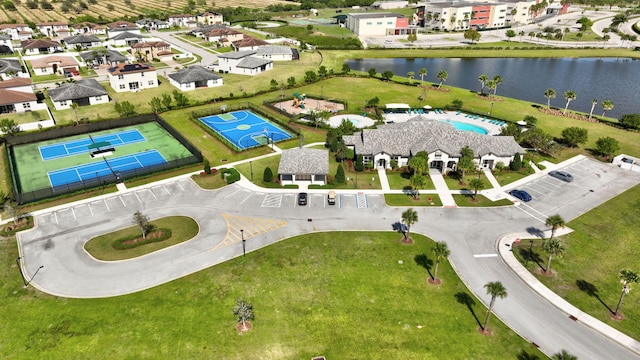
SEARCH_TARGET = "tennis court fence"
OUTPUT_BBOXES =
[5,114,203,204]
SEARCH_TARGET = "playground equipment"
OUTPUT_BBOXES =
[292,92,306,109]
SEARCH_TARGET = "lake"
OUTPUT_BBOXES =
[345,57,640,119]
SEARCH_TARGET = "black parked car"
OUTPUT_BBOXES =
[297,192,308,206]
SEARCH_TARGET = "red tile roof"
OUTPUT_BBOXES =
[0,77,32,89]
[0,89,36,105]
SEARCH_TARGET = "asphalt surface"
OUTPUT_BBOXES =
[16,156,640,359]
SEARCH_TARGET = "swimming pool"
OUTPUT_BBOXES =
[441,120,488,135]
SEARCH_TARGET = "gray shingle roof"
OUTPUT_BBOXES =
[0,34,10,40]
[48,79,108,101]
[217,50,256,59]
[168,65,222,84]
[237,57,271,69]
[279,148,329,175]
[80,49,128,63]
[63,34,101,44]
[0,58,22,74]
[256,45,293,56]
[111,31,144,40]
[343,118,524,158]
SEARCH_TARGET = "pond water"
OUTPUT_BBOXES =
[345,57,640,119]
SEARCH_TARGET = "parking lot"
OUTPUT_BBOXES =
[507,157,640,222]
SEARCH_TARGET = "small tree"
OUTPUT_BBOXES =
[269,78,278,90]
[561,127,588,148]
[341,63,351,74]
[4,201,25,225]
[367,68,377,78]
[355,154,364,172]
[407,71,415,84]
[381,70,394,81]
[0,119,21,137]
[542,238,564,273]
[463,29,481,43]
[161,93,172,109]
[482,281,507,331]
[115,101,135,116]
[468,177,485,200]
[410,173,425,199]
[510,153,522,171]
[233,298,255,332]
[132,210,154,239]
[431,241,450,282]
[149,96,163,113]
[172,90,189,107]
[436,70,448,88]
[203,158,211,174]
[401,208,418,239]
[457,146,475,184]
[595,136,620,160]
[545,214,565,241]
[505,29,516,41]
[552,350,577,360]
[263,167,273,182]
[70,102,79,124]
[335,164,345,184]
[614,269,639,317]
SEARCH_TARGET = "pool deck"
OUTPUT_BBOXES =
[328,114,376,128]
[384,110,505,135]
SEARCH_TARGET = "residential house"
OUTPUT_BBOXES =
[278,148,329,186]
[168,65,223,91]
[255,46,294,61]
[342,119,524,171]
[30,55,80,76]
[81,49,128,66]
[197,11,224,25]
[190,24,226,38]
[20,39,63,55]
[0,34,13,53]
[130,41,172,61]
[203,27,243,43]
[110,31,145,47]
[168,14,197,28]
[0,58,27,79]
[0,78,38,114]
[62,34,102,49]
[136,18,170,31]
[232,36,271,51]
[71,22,107,36]
[108,63,158,92]
[214,50,273,75]
[107,21,141,37]
[48,79,109,110]
[346,12,416,36]
[36,22,70,38]
[0,24,33,40]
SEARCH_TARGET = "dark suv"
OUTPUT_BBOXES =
[549,170,574,182]
[297,192,308,206]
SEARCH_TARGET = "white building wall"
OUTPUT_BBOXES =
[12,100,38,113]
[109,70,158,92]
[89,94,109,106]
[347,14,399,36]
[489,4,509,28]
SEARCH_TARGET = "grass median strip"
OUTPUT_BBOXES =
[84,216,199,261]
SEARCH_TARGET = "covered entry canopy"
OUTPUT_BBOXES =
[385,103,410,109]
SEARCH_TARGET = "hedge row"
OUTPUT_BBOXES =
[112,228,172,250]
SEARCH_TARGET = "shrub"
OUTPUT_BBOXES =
[336,164,345,184]
[112,228,172,250]
[263,167,273,182]
[203,159,211,174]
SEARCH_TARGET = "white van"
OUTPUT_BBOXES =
[327,191,336,205]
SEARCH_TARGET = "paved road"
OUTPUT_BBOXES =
[17,156,640,359]
[149,30,219,66]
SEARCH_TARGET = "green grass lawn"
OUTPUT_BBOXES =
[84,216,199,261]
[453,194,513,207]
[385,193,442,206]
[514,184,640,340]
[0,231,544,359]
[386,170,436,190]
[491,170,531,187]
[443,172,493,191]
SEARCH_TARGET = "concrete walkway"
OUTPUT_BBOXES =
[377,166,390,191]
[429,168,457,207]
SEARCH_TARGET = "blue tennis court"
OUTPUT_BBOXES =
[47,150,166,188]
[39,129,146,161]
[199,110,292,150]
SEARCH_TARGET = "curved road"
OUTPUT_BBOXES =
[17,156,640,359]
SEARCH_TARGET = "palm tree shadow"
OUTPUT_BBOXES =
[576,279,614,314]
[454,292,482,328]
[516,350,541,360]
[414,254,434,279]
[518,246,545,271]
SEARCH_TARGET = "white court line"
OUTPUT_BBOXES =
[473,254,498,258]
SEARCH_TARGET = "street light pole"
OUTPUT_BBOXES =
[489,102,494,115]
[250,161,253,182]
[241,229,245,257]
[24,264,44,288]
[16,257,27,286]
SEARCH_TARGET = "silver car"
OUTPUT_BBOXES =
[549,170,574,182]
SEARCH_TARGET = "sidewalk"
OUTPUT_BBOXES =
[429,169,457,207]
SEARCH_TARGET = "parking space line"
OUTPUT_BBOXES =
[514,204,546,223]
[87,203,94,215]
[176,181,185,191]
[119,195,127,207]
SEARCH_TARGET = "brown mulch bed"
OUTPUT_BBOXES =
[476,94,504,102]
[427,278,442,285]
[401,236,414,245]
[236,321,253,334]
[537,107,598,122]
[121,230,167,245]
[430,85,450,92]
[478,327,493,336]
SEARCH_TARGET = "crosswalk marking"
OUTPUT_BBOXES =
[261,194,283,207]
[210,214,288,251]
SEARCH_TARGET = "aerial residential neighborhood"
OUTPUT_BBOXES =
[0,0,640,359]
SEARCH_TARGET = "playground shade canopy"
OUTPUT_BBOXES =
[385,103,411,109]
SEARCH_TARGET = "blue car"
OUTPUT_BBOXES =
[509,189,532,202]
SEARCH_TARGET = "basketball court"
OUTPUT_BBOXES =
[198,110,292,150]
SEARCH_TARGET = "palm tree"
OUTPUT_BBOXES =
[614,269,638,316]
[407,71,415,84]
[70,102,79,124]
[232,298,255,332]
[492,75,503,96]
[436,70,448,89]
[486,80,496,98]
[410,174,425,199]
[545,214,565,241]
[483,281,507,331]
[478,74,488,94]
[542,238,564,273]
[601,99,614,117]
[408,155,427,175]
[518,30,525,42]
[468,177,485,200]
[417,67,427,83]
[563,90,576,114]
[401,208,418,239]
[544,88,556,108]
[552,350,578,360]
[431,241,450,282]
[588,98,597,120]
[610,13,628,30]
